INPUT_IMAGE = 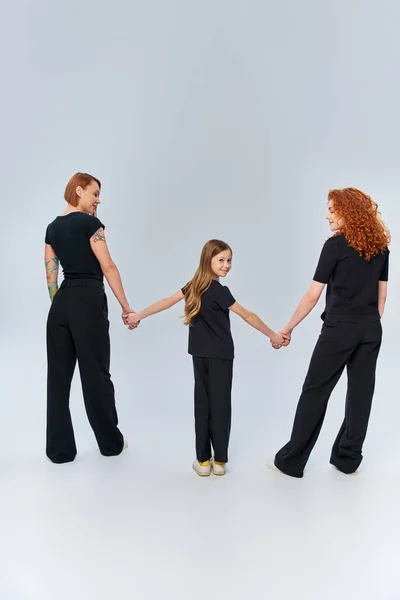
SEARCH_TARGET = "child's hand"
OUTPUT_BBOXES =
[122,310,141,330]
[270,332,285,348]
[126,312,140,326]
[270,330,291,349]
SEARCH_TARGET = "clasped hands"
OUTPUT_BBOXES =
[270,330,292,350]
[121,310,141,329]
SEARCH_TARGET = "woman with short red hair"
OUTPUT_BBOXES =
[270,188,390,478]
[44,173,136,463]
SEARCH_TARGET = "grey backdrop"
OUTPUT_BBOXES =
[2,0,398,454]
[0,2,399,598]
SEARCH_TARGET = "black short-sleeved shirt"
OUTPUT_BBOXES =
[313,234,389,316]
[45,212,105,280]
[182,280,236,359]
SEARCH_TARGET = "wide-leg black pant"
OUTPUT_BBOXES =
[46,278,124,463]
[192,357,233,463]
[275,313,382,478]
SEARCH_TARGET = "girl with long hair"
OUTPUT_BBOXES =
[270,188,390,478]
[125,239,284,476]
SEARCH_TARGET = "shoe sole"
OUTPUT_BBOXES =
[266,460,290,477]
[332,465,357,476]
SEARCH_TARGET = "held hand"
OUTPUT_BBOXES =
[123,311,141,330]
[122,309,140,329]
[126,312,140,325]
[270,332,285,349]
[271,329,292,350]
[280,329,292,347]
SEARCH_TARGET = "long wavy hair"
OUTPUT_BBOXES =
[183,239,232,326]
[329,188,390,261]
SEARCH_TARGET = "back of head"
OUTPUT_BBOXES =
[183,239,232,326]
[64,172,101,207]
[328,187,390,261]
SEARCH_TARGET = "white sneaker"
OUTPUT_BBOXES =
[192,460,211,477]
[123,439,128,451]
[212,460,226,476]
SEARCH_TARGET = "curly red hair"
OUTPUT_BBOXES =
[329,188,390,261]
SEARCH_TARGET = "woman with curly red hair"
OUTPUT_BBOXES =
[270,188,390,478]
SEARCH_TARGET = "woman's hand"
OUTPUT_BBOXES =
[280,329,292,347]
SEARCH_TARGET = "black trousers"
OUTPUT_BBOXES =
[192,357,233,463]
[275,314,382,478]
[46,278,124,463]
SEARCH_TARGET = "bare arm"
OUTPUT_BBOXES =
[44,244,59,302]
[90,228,131,312]
[378,281,387,318]
[229,302,284,345]
[126,290,184,324]
[283,281,325,334]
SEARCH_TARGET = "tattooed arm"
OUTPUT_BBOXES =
[90,227,135,317]
[44,244,59,301]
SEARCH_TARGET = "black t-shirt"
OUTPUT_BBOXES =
[182,280,236,359]
[313,234,389,316]
[45,212,105,280]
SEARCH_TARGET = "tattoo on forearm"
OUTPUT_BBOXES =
[48,282,58,301]
[92,228,105,243]
[45,257,59,276]
[45,257,59,301]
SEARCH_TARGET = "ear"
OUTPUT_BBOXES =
[76,185,83,198]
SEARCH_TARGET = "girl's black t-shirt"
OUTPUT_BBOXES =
[182,280,236,360]
[313,234,389,316]
[45,212,105,280]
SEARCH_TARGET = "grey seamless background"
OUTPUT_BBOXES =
[1,0,399,466]
[1,3,400,599]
